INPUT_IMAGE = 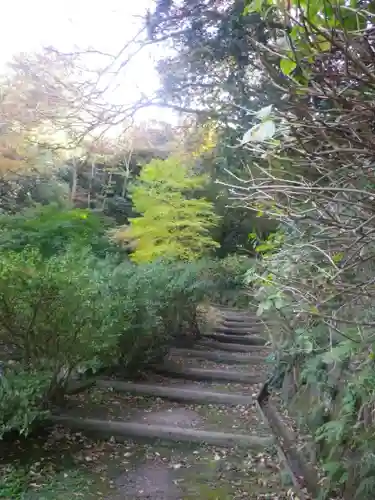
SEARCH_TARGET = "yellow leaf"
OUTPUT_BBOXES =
[315,35,331,52]
[317,41,331,52]
[280,58,297,76]
[332,252,344,263]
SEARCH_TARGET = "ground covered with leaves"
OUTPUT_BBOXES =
[0,386,296,499]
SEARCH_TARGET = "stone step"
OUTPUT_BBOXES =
[219,309,273,317]
[205,332,266,346]
[217,321,266,331]
[196,339,269,353]
[214,325,263,335]
[211,304,257,313]
[51,415,273,449]
[220,313,263,320]
[221,316,260,324]
[169,347,266,365]
[151,362,265,384]
[96,379,255,405]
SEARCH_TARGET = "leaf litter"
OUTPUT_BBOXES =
[1,337,299,499]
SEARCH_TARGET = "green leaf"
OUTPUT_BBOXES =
[280,58,297,76]
[322,343,353,363]
[317,40,331,52]
[274,297,284,309]
[332,252,344,263]
[243,0,263,14]
[256,303,264,316]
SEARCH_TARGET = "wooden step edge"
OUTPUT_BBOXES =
[50,415,274,449]
[170,347,267,365]
[205,333,266,346]
[151,363,266,385]
[96,379,255,405]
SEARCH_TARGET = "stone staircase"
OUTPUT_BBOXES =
[54,306,294,499]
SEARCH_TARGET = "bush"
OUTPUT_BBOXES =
[0,204,123,259]
[0,464,30,499]
[0,367,52,438]
[0,242,255,436]
[108,256,257,373]
[0,247,122,397]
[202,255,255,307]
[109,259,213,372]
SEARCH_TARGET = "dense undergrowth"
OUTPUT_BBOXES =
[248,229,375,500]
[0,204,251,441]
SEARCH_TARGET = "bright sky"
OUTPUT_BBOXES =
[1,0,176,123]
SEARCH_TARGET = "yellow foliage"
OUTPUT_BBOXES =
[112,156,220,263]
[191,122,218,159]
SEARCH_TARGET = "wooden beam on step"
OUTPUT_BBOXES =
[96,379,255,405]
[196,339,270,353]
[169,348,266,365]
[50,415,274,449]
[151,362,265,384]
[205,333,266,346]
[214,326,263,335]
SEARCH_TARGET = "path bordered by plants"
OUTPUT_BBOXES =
[1,307,296,499]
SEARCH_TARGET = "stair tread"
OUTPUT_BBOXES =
[61,384,272,441]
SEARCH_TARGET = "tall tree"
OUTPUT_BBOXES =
[147,0,284,129]
[112,156,220,263]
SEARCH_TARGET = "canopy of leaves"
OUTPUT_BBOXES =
[148,0,285,128]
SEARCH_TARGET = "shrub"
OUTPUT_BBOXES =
[0,247,122,398]
[0,464,29,499]
[0,242,255,436]
[108,256,258,373]
[0,367,52,438]
[201,255,255,307]
[109,259,213,372]
[0,204,123,259]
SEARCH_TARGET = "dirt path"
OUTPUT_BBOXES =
[2,306,295,499]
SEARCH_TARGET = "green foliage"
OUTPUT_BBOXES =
[247,0,371,82]
[247,230,375,499]
[248,230,285,256]
[0,465,29,499]
[0,204,121,259]
[109,258,234,371]
[0,247,122,427]
[0,247,120,368]
[203,255,255,306]
[147,0,375,498]
[0,368,52,439]
[116,156,220,263]
[0,239,249,436]
[0,463,99,499]
[149,0,285,128]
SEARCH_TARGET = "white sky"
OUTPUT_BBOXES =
[1,0,176,123]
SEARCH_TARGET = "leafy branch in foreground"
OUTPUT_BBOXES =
[222,1,375,498]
